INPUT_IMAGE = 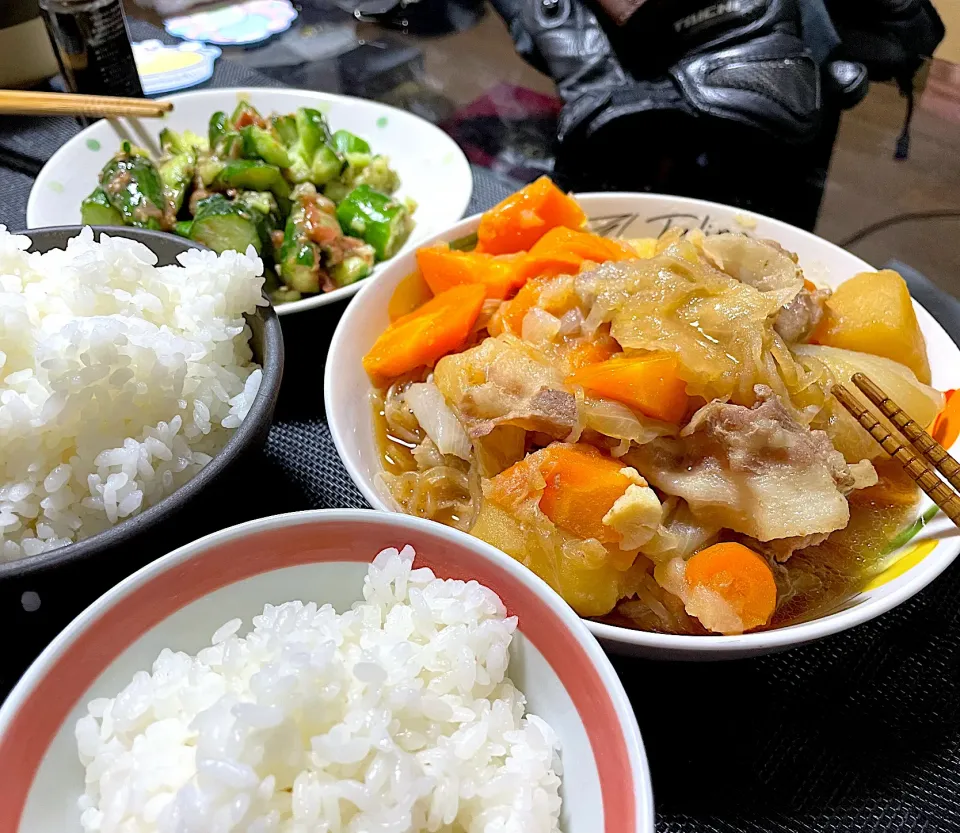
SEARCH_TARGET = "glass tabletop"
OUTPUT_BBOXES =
[127,1,959,294]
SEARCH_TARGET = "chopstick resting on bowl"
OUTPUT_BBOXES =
[0,90,172,119]
[832,373,960,527]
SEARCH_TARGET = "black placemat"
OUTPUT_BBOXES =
[2,28,960,833]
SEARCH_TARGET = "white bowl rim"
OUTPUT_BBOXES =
[0,508,654,833]
[25,87,474,316]
[325,191,960,656]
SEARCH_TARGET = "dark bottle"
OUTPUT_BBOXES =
[38,0,143,97]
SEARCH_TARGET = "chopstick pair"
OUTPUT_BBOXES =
[833,373,960,526]
[0,90,172,119]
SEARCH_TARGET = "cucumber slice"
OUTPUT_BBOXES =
[310,144,344,186]
[240,125,291,168]
[216,159,290,200]
[189,195,261,254]
[80,187,124,226]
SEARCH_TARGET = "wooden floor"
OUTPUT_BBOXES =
[817,61,960,296]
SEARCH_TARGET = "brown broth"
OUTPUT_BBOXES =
[373,398,924,633]
[372,392,474,529]
[372,399,419,476]
[765,500,921,629]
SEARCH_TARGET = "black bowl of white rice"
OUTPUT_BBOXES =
[0,225,284,578]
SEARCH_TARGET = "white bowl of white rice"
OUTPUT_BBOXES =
[0,226,283,577]
[0,509,653,833]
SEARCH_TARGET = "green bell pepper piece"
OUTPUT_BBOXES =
[173,219,193,238]
[448,231,478,252]
[216,159,290,200]
[271,114,298,146]
[332,129,371,156]
[80,187,124,226]
[240,125,291,168]
[294,107,331,159]
[208,111,229,149]
[98,143,169,230]
[335,184,413,261]
[189,194,261,254]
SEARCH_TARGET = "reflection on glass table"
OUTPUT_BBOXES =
[127,0,959,292]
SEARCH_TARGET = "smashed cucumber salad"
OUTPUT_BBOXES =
[81,100,416,304]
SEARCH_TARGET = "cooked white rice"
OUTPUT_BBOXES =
[75,546,563,833]
[0,227,265,559]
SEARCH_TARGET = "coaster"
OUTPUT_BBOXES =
[164,0,299,46]
[133,40,221,94]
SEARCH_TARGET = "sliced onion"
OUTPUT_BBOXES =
[701,233,802,296]
[558,308,584,337]
[521,308,561,344]
[642,498,718,563]
[472,298,502,334]
[794,344,943,460]
[582,296,612,336]
[581,397,676,447]
[405,382,472,460]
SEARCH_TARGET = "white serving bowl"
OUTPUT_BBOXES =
[325,192,960,661]
[0,509,653,833]
[27,87,473,315]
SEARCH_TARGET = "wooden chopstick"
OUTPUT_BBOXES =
[852,372,960,492]
[833,382,960,526]
[0,90,172,119]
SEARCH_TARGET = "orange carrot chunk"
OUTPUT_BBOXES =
[416,244,527,300]
[561,337,621,372]
[932,388,960,450]
[529,226,637,262]
[520,227,637,280]
[685,543,777,632]
[567,353,690,423]
[476,176,587,255]
[485,455,542,514]
[537,445,634,544]
[363,283,487,381]
[498,275,549,335]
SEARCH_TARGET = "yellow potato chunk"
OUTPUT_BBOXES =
[812,270,931,384]
[625,237,658,259]
[471,502,634,617]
